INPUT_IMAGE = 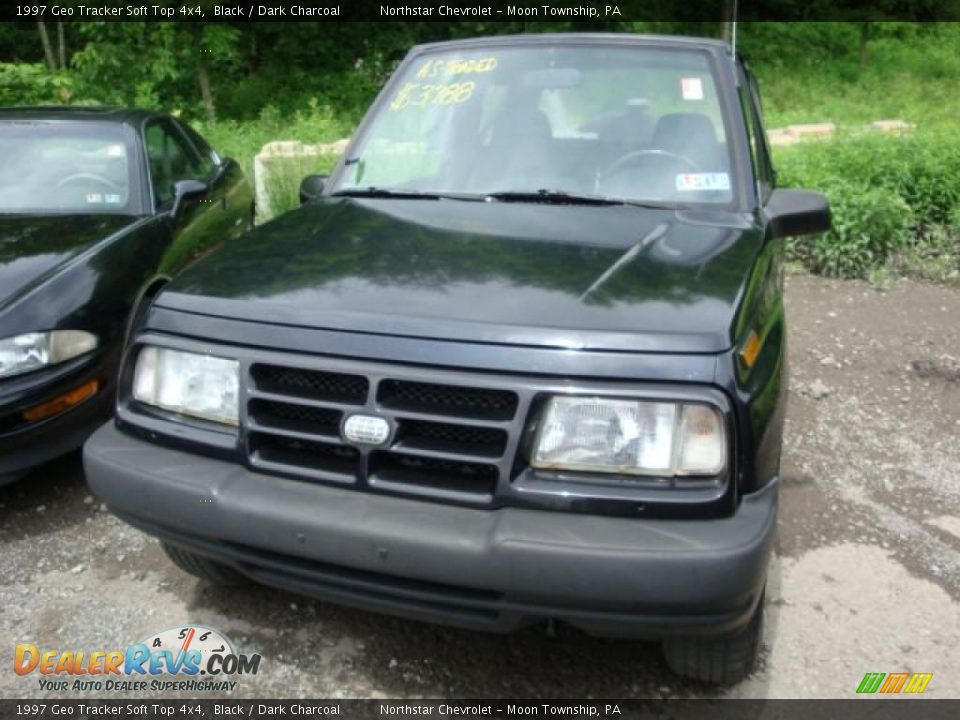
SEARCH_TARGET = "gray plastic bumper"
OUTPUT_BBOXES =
[84,423,777,638]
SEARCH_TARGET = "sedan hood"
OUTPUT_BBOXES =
[158,198,762,353]
[0,213,135,311]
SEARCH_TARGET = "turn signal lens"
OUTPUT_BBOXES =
[740,330,762,369]
[677,404,726,475]
[23,379,100,422]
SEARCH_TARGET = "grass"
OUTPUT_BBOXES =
[258,154,341,218]
[772,129,960,281]
[754,27,960,132]
[192,100,355,222]
[194,100,355,183]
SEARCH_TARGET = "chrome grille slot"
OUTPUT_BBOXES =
[394,418,508,459]
[369,451,499,498]
[249,399,342,438]
[251,364,368,405]
[378,379,518,421]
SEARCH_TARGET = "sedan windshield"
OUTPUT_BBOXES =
[0,122,135,214]
[335,44,736,206]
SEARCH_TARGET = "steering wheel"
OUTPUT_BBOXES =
[600,149,701,179]
[56,173,121,190]
[596,149,702,199]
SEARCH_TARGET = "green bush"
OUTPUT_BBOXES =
[775,131,960,279]
[894,222,960,282]
[194,100,353,180]
[776,132,960,225]
[754,25,960,132]
[0,63,72,105]
[259,154,341,221]
[790,184,913,278]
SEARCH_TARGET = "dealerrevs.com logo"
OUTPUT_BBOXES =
[15,625,261,693]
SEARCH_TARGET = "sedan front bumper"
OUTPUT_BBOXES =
[85,422,777,638]
[0,355,114,483]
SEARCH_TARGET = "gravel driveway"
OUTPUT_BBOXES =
[2,274,958,699]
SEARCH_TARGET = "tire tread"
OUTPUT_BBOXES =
[662,599,763,684]
[162,543,247,586]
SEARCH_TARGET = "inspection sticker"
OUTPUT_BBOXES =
[85,193,104,203]
[106,144,125,157]
[676,172,731,191]
[681,77,704,100]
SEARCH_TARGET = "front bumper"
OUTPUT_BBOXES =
[85,423,777,638]
[0,359,113,483]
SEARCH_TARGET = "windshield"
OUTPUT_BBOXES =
[334,44,736,206]
[0,121,136,214]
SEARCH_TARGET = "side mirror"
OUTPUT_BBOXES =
[213,156,235,178]
[765,188,831,238]
[170,179,209,219]
[299,174,327,205]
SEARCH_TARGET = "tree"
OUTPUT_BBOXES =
[37,22,56,72]
[57,23,66,69]
[36,21,68,72]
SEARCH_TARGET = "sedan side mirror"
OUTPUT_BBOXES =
[170,179,209,219]
[300,175,327,205]
[765,188,831,238]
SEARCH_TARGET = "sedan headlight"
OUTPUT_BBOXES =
[0,331,98,379]
[132,346,239,427]
[532,396,726,477]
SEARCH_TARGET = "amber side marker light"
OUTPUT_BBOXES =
[739,330,762,369]
[23,379,100,422]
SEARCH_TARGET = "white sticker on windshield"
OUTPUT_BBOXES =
[105,194,122,204]
[85,193,104,204]
[106,144,125,157]
[681,77,704,101]
[676,173,731,191]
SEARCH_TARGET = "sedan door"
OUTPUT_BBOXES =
[175,118,253,238]
[143,117,236,277]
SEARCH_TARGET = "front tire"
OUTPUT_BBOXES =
[162,542,247,586]
[662,594,764,684]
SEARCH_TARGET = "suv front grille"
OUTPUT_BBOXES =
[369,452,500,498]
[394,419,509,458]
[251,364,368,405]
[249,433,361,480]
[248,399,342,437]
[246,362,519,504]
[378,379,518,420]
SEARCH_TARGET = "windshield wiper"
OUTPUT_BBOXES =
[331,187,443,200]
[331,187,485,202]
[333,187,680,208]
[485,189,685,211]
[485,189,624,206]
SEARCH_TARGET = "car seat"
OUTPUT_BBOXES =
[651,113,723,169]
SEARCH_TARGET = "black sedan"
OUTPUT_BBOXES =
[0,107,253,483]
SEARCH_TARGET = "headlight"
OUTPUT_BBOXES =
[532,396,726,477]
[132,346,239,427]
[0,331,98,379]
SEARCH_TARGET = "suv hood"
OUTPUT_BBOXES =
[157,198,762,353]
[0,213,134,311]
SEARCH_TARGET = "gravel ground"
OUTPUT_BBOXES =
[1,273,958,700]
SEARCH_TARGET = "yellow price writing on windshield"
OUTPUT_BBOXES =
[416,57,497,79]
[389,81,476,112]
